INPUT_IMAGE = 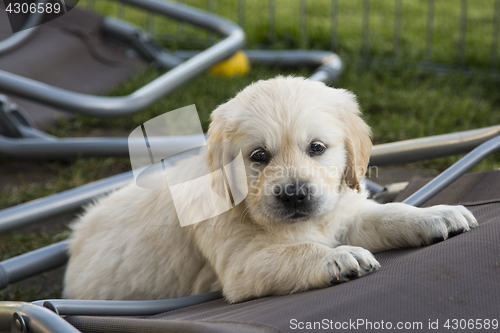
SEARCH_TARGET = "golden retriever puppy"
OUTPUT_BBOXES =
[63,76,477,303]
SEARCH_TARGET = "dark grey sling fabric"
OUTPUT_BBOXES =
[65,170,500,333]
[0,4,145,129]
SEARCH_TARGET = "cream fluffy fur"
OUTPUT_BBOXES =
[64,77,478,303]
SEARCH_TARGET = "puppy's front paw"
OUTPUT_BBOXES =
[325,245,380,284]
[419,205,478,245]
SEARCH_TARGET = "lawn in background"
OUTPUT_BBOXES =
[82,0,500,68]
[1,0,500,300]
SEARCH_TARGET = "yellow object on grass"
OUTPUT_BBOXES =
[210,51,250,78]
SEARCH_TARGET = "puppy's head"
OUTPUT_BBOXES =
[207,76,371,226]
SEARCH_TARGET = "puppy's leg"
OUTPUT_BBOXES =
[197,236,379,303]
[344,200,478,253]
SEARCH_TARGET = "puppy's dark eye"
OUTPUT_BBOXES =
[250,149,267,163]
[309,141,326,156]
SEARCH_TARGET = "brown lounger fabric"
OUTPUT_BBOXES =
[65,170,500,333]
[0,3,145,129]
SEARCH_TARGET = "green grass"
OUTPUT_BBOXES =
[1,0,500,301]
[80,0,500,68]
[0,232,70,262]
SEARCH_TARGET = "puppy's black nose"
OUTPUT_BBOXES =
[277,182,310,208]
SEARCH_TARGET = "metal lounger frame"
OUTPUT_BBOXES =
[1,131,500,333]
[0,0,245,117]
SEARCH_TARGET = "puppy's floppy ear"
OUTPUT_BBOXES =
[206,102,233,170]
[207,102,231,145]
[206,103,233,200]
[338,90,372,192]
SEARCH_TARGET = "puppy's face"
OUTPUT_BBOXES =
[208,77,371,227]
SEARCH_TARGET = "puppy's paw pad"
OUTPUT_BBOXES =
[448,228,466,238]
[430,235,446,244]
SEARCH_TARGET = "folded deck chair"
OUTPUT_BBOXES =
[51,170,499,333]
[0,3,145,130]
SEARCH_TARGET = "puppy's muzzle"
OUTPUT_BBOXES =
[274,181,311,211]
